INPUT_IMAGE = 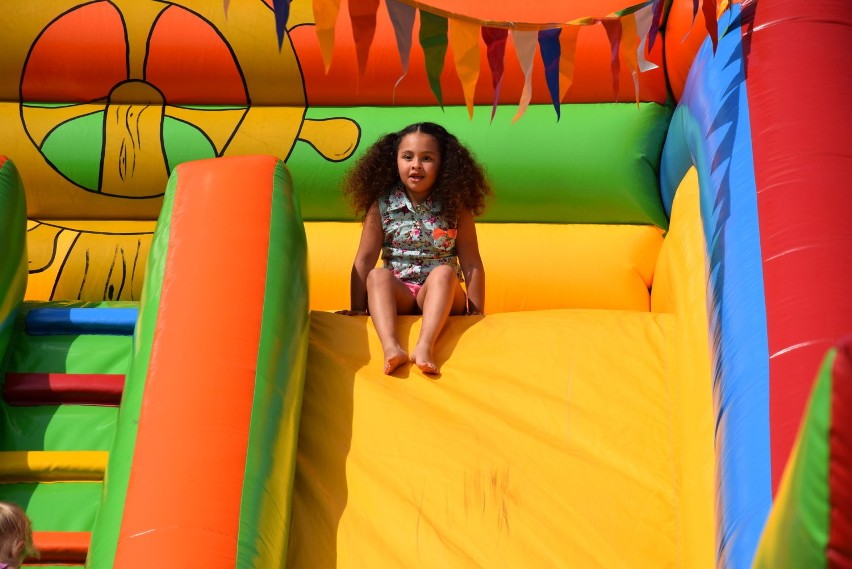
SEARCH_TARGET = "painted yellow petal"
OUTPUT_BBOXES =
[298,117,360,162]
[26,221,65,273]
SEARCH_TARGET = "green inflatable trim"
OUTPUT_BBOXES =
[236,161,310,567]
[290,104,672,228]
[752,348,833,569]
[86,173,177,569]
[0,158,27,363]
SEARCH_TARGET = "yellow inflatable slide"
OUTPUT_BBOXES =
[289,170,713,567]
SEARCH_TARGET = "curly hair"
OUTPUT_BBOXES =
[343,122,491,222]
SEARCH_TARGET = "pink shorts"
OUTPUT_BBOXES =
[404,282,423,298]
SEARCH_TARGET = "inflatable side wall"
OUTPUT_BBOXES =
[662,1,852,565]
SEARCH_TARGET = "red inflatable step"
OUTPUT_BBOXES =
[3,372,124,405]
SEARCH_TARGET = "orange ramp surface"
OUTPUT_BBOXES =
[288,308,701,567]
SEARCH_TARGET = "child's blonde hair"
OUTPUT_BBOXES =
[0,502,38,567]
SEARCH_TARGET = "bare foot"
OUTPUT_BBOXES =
[383,345,409,375]
[411,344,440,375]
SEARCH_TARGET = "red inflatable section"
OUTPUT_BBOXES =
[743,0,852,490]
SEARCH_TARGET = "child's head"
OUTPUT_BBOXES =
[344,122,491,222]
[0,502,37,567]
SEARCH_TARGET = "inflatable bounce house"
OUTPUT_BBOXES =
[0,0,849,567]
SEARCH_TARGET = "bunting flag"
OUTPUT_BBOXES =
[679,0,721,53]
[448,18,481,119]
[558,25,580,103]
[538,29,562,120]
[646,0,666,53]
[386,0,416,99]
[601,18,623,101]
[703,0,719,51]
[419,10,449,108]
[313,0,341,73]
[349,0,380,76]
[511,30,538,122]
[481,26,508,122]
[619,11,642,104]
[273,0,292,49]
[634,4,659,73]
[307,0,737,120]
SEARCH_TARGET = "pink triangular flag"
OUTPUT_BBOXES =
[386,0,416,99]
[600,18,623,101]
[481,27,508,122]
[511,30,537,122]
[633,4,659,73]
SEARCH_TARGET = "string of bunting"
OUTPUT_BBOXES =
[232,0,737,120]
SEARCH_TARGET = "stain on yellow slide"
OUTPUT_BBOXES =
[290,310,682,566]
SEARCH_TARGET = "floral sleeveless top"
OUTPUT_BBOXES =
[379,186,463,285]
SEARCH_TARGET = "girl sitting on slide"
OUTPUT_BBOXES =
[338,122,491,375]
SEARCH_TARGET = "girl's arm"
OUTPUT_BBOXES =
[346,203,383,314]
[456,208,485,315]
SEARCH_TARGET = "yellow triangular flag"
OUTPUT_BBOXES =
[449,18,481,119]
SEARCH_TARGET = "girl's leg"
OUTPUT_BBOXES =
[412,265,467,374]
[367,268,418,374]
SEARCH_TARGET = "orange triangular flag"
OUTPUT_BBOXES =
[620,12,641,105]
[558,26,580,102]
[449,18,481,119]
[313,0,341,73]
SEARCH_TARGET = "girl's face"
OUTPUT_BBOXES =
[396,132,441,205]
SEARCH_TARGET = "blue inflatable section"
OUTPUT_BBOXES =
[26,307,139,336]
[661,7,772,569]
